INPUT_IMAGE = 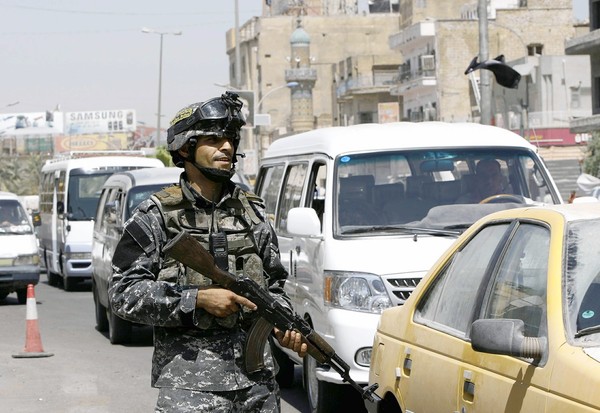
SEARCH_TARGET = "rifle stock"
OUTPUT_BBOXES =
[163,230,381,404]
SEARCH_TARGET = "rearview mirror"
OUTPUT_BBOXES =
[471,318,546,360]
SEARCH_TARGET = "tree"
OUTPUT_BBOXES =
[583,132,600,177]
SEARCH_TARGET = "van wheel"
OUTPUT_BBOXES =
[304,353,343,413]
[93,282,109,332]
[47,272,60,287]
[108,307,132,344]
[63,276,77,291]
[0,291,9,301]
[16,288,27,304]
[271,337,295,388]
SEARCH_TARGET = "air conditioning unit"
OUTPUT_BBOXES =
[420,55,435,71]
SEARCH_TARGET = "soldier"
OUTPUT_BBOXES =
[109,92,307,412]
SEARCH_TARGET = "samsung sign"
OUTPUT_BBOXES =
[65,109,136,134]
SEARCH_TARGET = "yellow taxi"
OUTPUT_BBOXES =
[366,203,600,413]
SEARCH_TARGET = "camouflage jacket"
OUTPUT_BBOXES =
[108,173,290,392]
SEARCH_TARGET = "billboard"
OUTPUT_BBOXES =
[0,111,64,136]
[378,102,400,123]
[54,133,129,152]
[65,109,136,134]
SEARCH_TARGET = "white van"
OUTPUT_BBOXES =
[0,191,40,304]
[254,122,563,412]
[38,152,164,290]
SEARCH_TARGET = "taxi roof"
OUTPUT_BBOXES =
[263,122,537,160]
[485,203,600,224]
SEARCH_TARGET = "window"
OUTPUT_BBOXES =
[277,163,308,232]
[415,224,510,336]
[256,164,285,224]
[307,162,327,228]
[483,223,549,338]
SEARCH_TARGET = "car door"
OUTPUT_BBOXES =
[404,223,512,412]
[460,221,551,413]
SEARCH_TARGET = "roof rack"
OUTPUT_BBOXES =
[50,150,147,162]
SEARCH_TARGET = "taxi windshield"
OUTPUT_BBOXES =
[565,219,600,344]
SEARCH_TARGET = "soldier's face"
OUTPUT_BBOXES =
[193,135,234,171]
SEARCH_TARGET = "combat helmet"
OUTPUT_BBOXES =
[166,92,246,174]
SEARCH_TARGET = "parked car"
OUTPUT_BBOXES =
[254,122,563,412]
[91,167,181,343]
[367,203,600,413]
[0,191,40,304]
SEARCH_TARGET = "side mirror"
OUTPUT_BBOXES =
[31,211,42,227]
[287,207,322,238]
[471,318,546,360]
[56,201,65,215]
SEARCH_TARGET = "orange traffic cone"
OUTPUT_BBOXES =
[12,284,54,358]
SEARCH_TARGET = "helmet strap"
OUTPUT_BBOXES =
[185,138,233,184]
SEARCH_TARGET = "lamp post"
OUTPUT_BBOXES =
[254,81,298,173]
[142,27,182,147]
[257,81,299,111]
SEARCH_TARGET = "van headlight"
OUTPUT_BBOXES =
[324,271,392,313]
[67,252,91,260]
[14,254,40,266]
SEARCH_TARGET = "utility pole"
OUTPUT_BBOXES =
[478,0,491,125]
[234,0,242,87]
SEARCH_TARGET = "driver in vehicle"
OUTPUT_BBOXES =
[456,158,509,204]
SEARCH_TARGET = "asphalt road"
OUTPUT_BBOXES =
[0,275,310,413]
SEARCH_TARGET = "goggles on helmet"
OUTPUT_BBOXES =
[168,92,246,143]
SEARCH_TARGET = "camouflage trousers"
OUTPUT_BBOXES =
[155,380,280,413]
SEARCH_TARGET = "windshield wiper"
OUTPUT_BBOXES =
[342,225,461,236]
[575,325,600,338]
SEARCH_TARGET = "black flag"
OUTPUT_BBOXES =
[464,55,521,89]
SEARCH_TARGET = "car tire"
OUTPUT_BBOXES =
[47,271,60,287]
[108,307,132,345]
[16,288,27,304]
[304,353,343,413]
[0,290,9,301]
[93,281,109,332]
[63,276,77,291]
[271,337,295,388]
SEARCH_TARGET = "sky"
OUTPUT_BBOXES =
[0,1,261,127]
[0,0,590,128]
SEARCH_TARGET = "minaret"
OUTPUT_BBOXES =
[286,18,317,133]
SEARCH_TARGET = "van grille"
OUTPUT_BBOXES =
[385,277,422,305]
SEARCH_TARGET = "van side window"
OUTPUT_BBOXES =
[256,164,285,223]
[278,163,308,233]
[308,162,327,228]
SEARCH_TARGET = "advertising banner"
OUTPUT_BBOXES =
[0,111,64,136]
[65,109,136,134]
[54,133,129,152]
[378,102,400,123]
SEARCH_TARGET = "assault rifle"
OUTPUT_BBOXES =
[163,230,381,404]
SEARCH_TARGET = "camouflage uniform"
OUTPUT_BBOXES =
[109,172,289,412]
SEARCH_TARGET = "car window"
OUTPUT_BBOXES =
[415,223,510,337]
[256,164,285,224]
[277,163,308,233]
[483,223,549,338]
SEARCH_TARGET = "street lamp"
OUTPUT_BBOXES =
[142,27,182,147]
[257,81,299,111]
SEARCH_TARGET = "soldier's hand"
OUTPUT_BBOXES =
[196,287,257,317]
[274,328,308,358]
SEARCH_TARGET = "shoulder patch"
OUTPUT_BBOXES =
[153,185,184,206]
[242,190,265,208]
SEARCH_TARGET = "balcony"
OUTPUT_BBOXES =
[285,68,318,83]
[565,29,600,55]
[336,73,396,99]
[389,21,436,51]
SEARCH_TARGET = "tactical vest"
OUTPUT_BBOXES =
[151,185,266,329]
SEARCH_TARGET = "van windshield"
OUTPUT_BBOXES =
[335,148,559,235]
[0,199,33,235]
[125,184,172,220]
[67,172,115,221]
